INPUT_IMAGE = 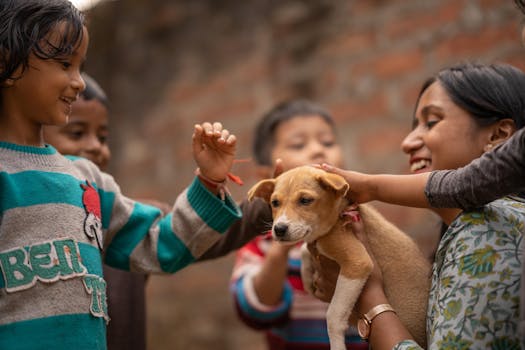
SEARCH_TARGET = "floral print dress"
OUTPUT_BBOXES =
[394,196,525,350]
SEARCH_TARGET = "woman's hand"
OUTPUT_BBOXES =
[306,243,339,303]
[319,164,376,204]
[320,164,432,208]
[349,209,387,315]
[305,207,387,313]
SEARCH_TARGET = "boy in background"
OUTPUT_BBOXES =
[230,100,367,350]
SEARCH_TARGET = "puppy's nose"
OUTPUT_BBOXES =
[273,223,288,238]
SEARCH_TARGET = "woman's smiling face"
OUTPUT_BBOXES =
[401,81,493,173]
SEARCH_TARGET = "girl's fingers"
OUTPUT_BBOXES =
[225,134,236,144]
[213,122,223,135]
[201,122,214,136]
[220,129,230,142]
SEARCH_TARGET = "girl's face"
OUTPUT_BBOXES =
[271,115,343,172]
[43,98,111,171]
[1,23,88,145]
[401,81,493,173]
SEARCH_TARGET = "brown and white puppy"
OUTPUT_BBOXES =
[248,165,430,349]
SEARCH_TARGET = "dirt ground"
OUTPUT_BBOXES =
[146,253,266,350]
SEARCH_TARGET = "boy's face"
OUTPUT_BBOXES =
[270,114,343,173]
[44,97,111,171]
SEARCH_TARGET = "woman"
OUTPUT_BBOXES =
[309,62,525,349]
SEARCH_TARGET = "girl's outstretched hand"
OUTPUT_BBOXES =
[193,122,237,183]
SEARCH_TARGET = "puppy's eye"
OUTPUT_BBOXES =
[299,197,314,206]
[271,199,280,208]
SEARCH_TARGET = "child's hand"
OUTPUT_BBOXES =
[272,158,285,178]
[193,122,236,183]
[268,240,295,259]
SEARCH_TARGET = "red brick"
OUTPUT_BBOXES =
[331,93,388,122]
[319,31,376,57]
[385,1,463,40]
[355,127,408,156]
[353,48,424,80]
[193,98,258,124]
[435,22,519,61]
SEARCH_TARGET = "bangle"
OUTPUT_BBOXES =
[195,168,228,200]
[195,169,226,188]
[357,303,396,340]
[195,168,243,200]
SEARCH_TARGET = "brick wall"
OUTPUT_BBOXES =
[84,1,524,349]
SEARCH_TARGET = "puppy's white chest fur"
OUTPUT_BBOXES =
[248,166,430,349]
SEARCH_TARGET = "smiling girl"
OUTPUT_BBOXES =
[0,1,241,349]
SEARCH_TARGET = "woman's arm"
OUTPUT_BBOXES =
[319,164,431,207]
[307,215,421,349]
[321,128,525,210]
[426,127,525,209]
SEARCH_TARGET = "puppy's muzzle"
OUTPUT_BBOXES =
[273,223,288,238]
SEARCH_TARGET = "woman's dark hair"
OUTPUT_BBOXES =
[253,99,335,166]
[0,0,85,85]
[415,62,525,130]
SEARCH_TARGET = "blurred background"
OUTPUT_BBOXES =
[78,0,524,349]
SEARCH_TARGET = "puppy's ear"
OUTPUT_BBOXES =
[317,173,349,197]
[247,179,275,202]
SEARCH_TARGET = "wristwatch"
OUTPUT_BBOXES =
[357,303,396,340]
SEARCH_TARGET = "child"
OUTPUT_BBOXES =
[0,2,241,350]
[43,72,160,350]
[230,100,368,349]
[43,73,112,175]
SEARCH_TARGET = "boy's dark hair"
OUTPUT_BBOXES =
[81,73,109,108]
[0,0,85,86]
[515,0,525,15]
[253,99,335,166]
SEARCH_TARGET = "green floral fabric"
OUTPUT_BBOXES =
[394,196,524,350]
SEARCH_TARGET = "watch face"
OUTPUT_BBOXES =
[357,318,370,339]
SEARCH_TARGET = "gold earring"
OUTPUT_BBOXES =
[485,144,493,151]
[3,78,15,87]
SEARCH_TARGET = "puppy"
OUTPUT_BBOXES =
[248,166,430,349]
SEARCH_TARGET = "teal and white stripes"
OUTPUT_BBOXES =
[0,142,242,350]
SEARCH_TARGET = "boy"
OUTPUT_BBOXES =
[230,100,367,349]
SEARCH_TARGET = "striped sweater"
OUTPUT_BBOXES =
[0,142,242,350]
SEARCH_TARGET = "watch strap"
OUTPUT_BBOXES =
[363,303,396,323]
[357,303,396,340]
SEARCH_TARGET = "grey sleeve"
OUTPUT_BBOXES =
[425,127,525,209]
[198,198,272,261]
